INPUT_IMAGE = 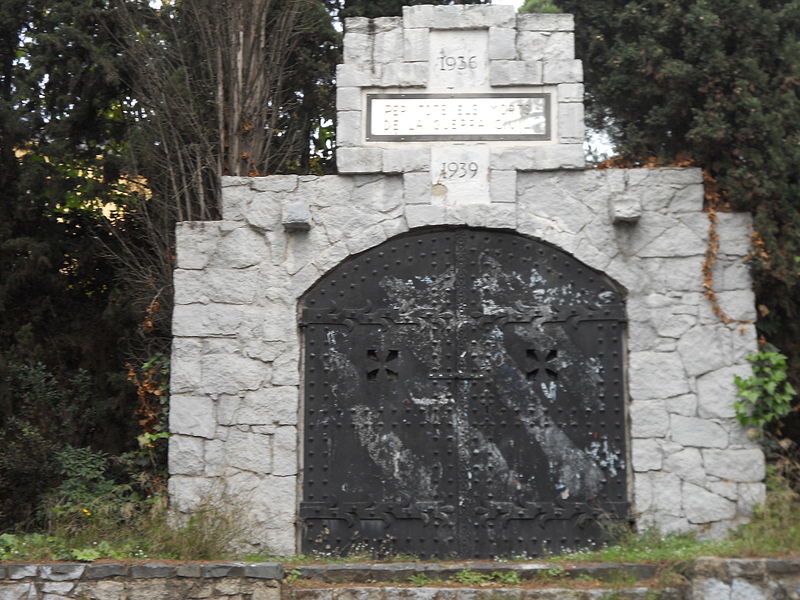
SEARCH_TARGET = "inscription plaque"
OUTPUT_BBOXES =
[366,93,551,142]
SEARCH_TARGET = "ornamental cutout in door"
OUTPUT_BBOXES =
[300,228,628,558]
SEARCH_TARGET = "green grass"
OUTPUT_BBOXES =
[2,475,797,564]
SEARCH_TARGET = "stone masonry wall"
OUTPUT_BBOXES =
[336,5,585,176]
[170,166,763,554]
[0,562,281,600]
[3,559,799,600]
[169,3,764,554]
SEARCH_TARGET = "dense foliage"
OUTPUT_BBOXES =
[550,0,800,438]
[0,0,491,533]
[3,0,798,533]
[0,0,140,528]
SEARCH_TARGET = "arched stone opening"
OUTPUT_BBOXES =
[299,227,628,558]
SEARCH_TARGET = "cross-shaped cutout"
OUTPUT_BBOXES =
[366,349,399,381]
[526,348,558,382]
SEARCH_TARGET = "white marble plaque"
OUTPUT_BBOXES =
[429,30,489,91]
[431,145,490,205]
[366,93,551,141]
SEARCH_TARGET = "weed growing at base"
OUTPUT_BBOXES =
[0,494,257,562]
[1,474,797,563]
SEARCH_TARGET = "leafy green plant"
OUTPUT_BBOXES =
[490,570,522,585]
[407,573,435,587]
[452,569,493,585]
[734,349,797,428]
[542,565,567,580]
[284,567,303,585]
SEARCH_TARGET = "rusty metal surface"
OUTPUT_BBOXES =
[300,228,628,558]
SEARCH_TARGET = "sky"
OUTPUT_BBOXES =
[491,0,525,7]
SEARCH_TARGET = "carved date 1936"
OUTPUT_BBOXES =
[438,55,478,71]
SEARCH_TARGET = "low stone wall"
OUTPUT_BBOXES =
[2,559,798,600]
[687,558,800,600]
[0,562,281,600]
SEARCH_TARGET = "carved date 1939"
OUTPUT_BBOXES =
[439,161,479,180]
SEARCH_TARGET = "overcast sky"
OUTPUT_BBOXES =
[491,0,525,8]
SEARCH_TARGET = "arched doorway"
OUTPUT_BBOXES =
[299,228,628,558]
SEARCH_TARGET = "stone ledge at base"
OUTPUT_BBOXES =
[0,562,281,600]
[287,586,683,600]
[1,559,799,600]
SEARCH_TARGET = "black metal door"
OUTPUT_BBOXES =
[300,228,628,558]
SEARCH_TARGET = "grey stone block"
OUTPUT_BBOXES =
[272,426,298,476]
[403,28,429,62]
[250,175,299,193]
[611,194,643,223]
[175,222,222,270]
[628,351,691,401]
[558,102,584,141]
[557,83,584,103]
[383,148,430,174]
[0,583,34,600]
[697,365,752,419]
[343,32,372,64]
[374,29,403,64]
[169,395,216,439]
[381,62,428,87]
[403,4,515,29]
[632,438,662,471]
[491,145,585,170]
[7,565,37,579]
[337,148,383,174]
[201,563,245,578]
[130,563,177,578]
[664,448,705,485]
[403,171,431,205]
[490,170,517,203]
[373,17,402,33]
[41,581,75,595]
[176,564,202,577]
[168,434,205,475]
[765,559,800,575]
[401,4,434,28]
[489,27,516,60]
[336,87,361,112]
[405,204,447,228]
[41,564,85,582]
[671,415,729,448]
[336,63,381,88]
[703,449,765,482]
[84,563,128,579]
[630,401,669,438]
[343,17,369,34]
[283,200,312,233]
[336,111,362,148]
[518,31,575,61]
[451,204,517,229]
[517,13,574,32]
[489,60,542,86]
[684,482,736,523]
[245,563,283,580]
[221,176,251,188]
[542,59,583,84]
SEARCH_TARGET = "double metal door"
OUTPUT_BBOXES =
[300,228,628,558]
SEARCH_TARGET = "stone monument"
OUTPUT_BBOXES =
[169,4,765,557]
